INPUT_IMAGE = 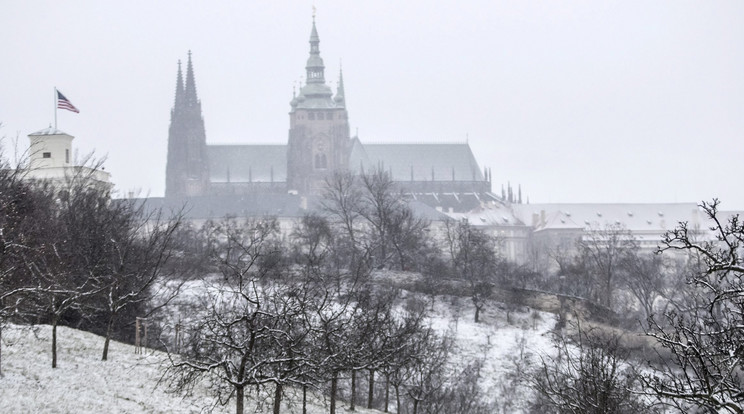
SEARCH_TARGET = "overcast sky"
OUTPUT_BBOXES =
[2,1,742,208]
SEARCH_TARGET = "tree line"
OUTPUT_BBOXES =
[159,170,499,414]
[0,153,186,372]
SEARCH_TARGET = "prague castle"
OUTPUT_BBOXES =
[164,18,491,208]
[152,17,726,265]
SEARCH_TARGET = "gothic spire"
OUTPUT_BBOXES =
[184,50,199,106]
[334,66,345,106]
[174,59,184,109]
[305,18,325,84]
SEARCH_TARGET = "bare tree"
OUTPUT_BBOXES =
[621,252,666,322]
[578,223,637,310]
[94,205,185,361]
[404,329,452,414]
[429,358,495,414]
[644,199,744,413]
[322,171,365,268]
[163,217,285,414]
[306,258,371,414]
[444,220,501,322]
[386,203,431,272]
[358,169,399,269]
[529,323,653,414]
[0,147,43,375]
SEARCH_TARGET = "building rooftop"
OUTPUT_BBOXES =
[350,140,485,183]
[29,127,71,136]
[513,202,703,234]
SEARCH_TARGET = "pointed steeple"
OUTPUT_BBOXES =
[306,17,325,84]
[166,51,209,199]
[174,60,184,110]
[184,50,199,107]
[310,16,320,43]
[334,67,345,106]
[518,184,522,204]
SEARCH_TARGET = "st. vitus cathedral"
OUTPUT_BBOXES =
[164,18,492,209]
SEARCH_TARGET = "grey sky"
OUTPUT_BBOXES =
[2,1,742,208]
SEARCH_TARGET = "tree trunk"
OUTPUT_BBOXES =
[384,374,390,412]
[52,316,59,368]
[303,385,308,414]
[330,372,338,414]
[367,369,375,409]
[0,323,3,377]
[350,369,357,410]
[413,399,419,414]
[273,382,283,414]
[474,304,481,323]
[236,385,244,414]
[395,385,401,414]
[102,314,115,361]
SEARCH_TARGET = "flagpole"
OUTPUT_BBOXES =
[54,87,57,129]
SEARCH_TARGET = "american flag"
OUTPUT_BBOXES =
[57,90,79,113]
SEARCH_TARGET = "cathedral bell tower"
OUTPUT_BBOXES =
[287,17,351,194]
[165,51,210,199]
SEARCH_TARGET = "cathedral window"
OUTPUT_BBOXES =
[314,153,328,169]
[317,112,324,120]
[43,152,51,158]
[308,112,315,120]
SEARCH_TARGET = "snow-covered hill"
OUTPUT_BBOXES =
[0,324,381,413]
[425,295,555,413]
[0,292,556,413]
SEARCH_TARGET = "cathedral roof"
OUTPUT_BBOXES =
[207,144,287,183]
[350,141,485,183]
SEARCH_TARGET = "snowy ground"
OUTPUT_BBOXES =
[0,280,558,413]
[0,324,381,414]
[424,294,556,413]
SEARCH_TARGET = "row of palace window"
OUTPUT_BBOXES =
[308,112,334,121]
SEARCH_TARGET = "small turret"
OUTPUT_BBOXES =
[334,67,346,106]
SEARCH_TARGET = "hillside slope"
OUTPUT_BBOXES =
[0,324,381,413]
[0,287,557,413]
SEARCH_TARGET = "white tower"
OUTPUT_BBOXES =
[25,126,111,188]
[28,126,73,170]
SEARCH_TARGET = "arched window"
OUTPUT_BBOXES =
[314,153,327,169]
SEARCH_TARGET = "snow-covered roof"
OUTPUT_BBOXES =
[445,201,524,227]
[28,126,71,136]
[512,203,703,234]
